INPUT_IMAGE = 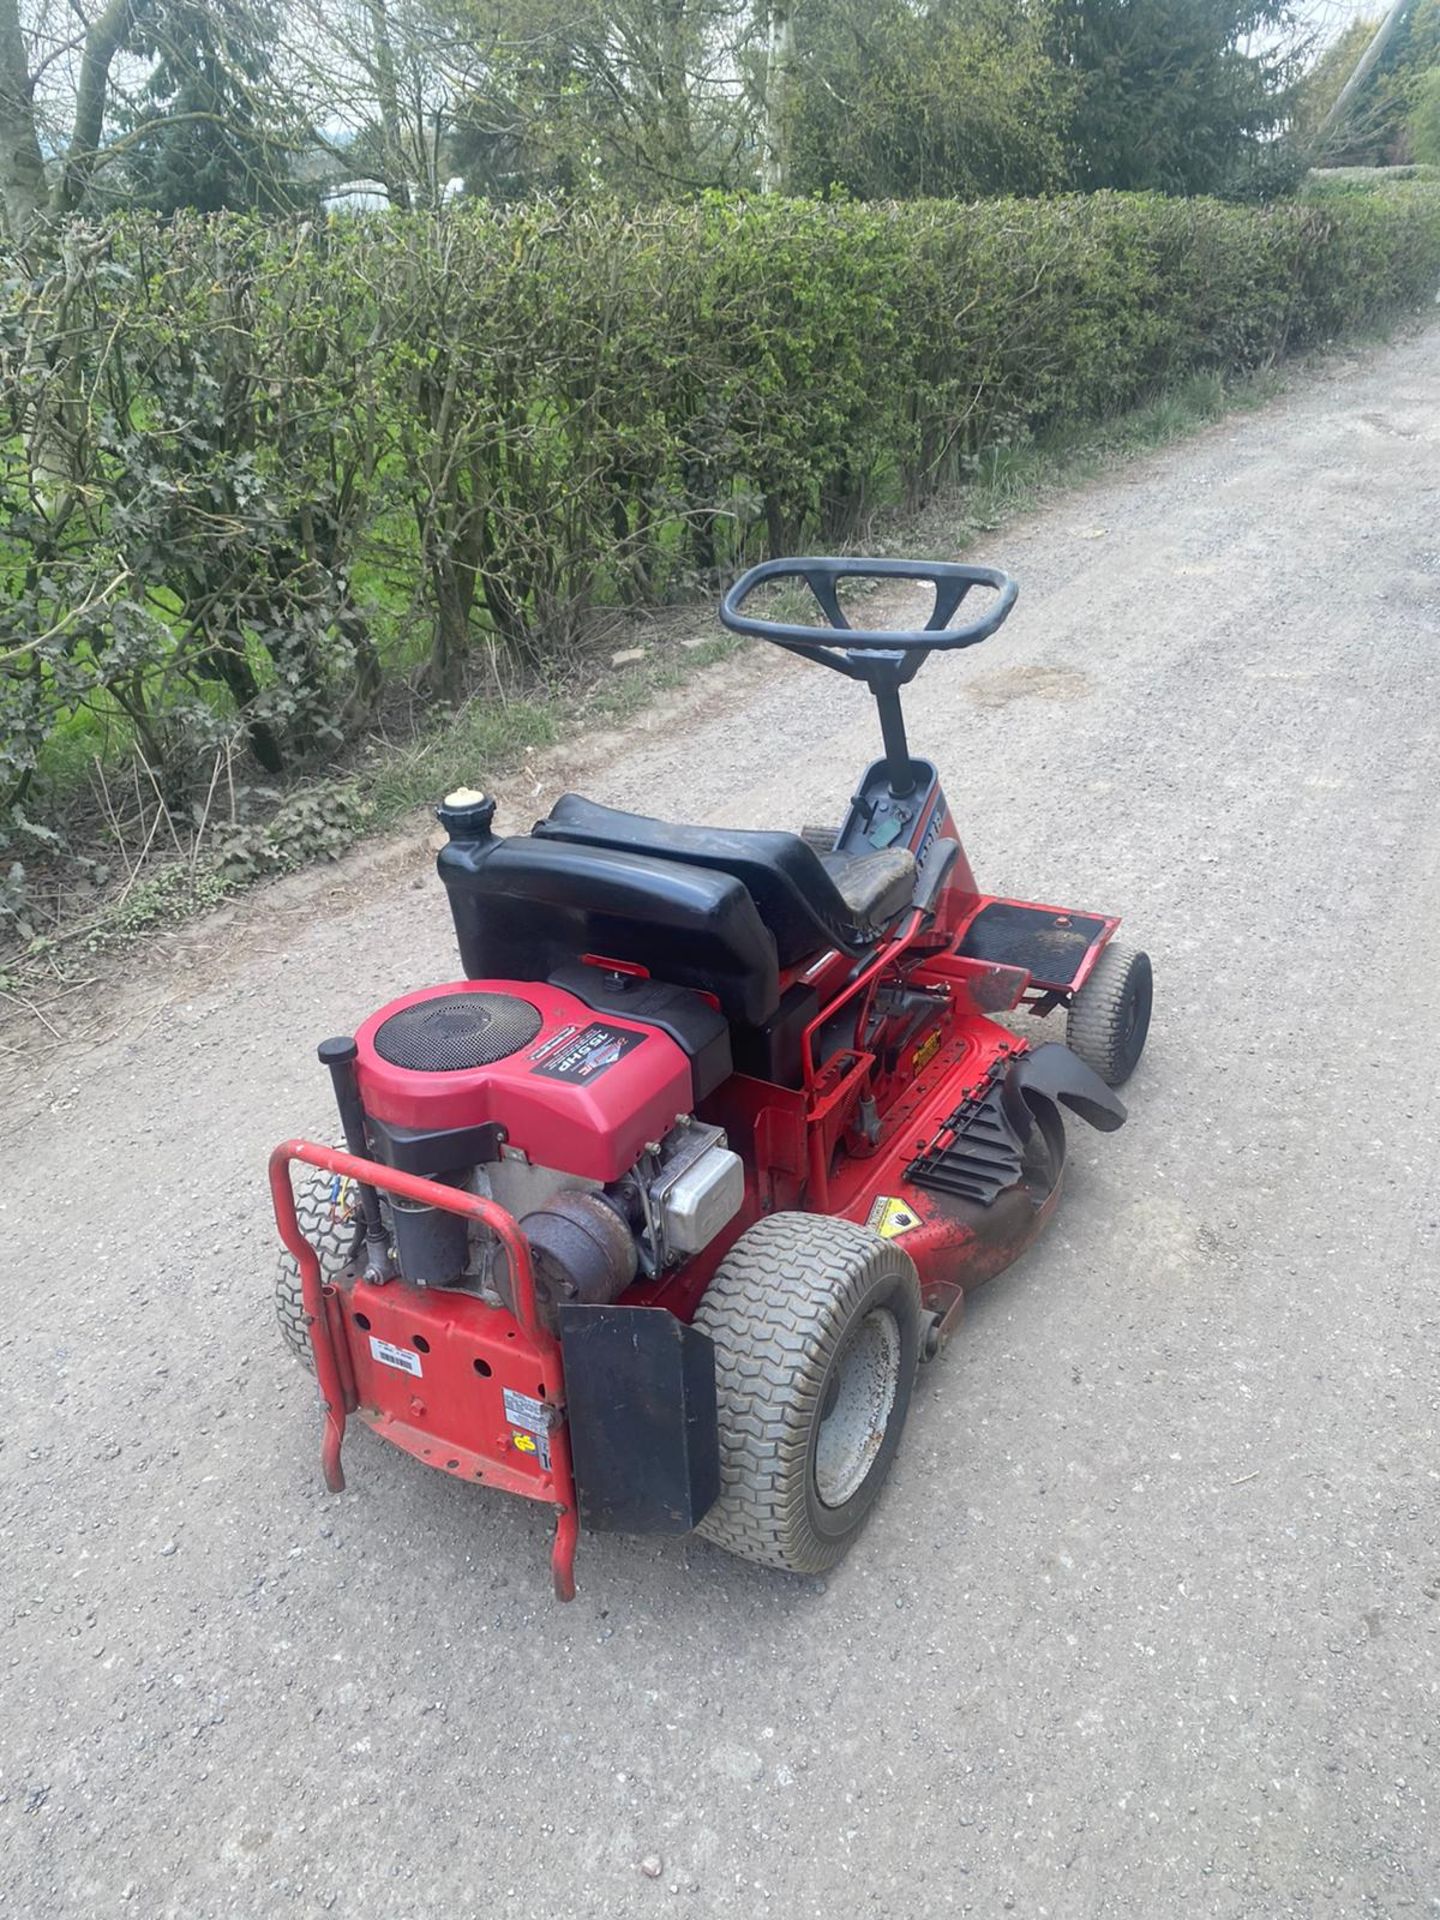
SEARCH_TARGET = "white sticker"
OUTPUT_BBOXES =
[370,1336,423,1377]
[503,1387,551,1433]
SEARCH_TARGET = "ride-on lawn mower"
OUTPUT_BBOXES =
[271,558,1152,1599]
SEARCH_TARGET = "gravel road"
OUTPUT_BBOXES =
[5,324,1439,1920]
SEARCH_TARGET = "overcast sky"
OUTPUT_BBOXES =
[1302,0,1381,45]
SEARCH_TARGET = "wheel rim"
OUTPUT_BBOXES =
[814,1307,902,1509]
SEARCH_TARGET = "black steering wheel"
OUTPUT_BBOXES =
[720,557,1018,674]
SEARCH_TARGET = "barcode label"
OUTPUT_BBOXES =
[370,1336,423,1377]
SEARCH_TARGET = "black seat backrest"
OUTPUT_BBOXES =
[533,793,867,968]
[438,831,780,1026]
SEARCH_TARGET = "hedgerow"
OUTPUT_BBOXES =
[2,184,1439,926]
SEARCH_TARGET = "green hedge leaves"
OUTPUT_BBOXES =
[3,185,1439,829]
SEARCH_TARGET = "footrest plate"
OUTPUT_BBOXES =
[958,901,1111,992]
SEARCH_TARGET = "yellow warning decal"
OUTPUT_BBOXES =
[866,1195,921,1239]
[911,1030,942,1074]
[512,1432,538,1454]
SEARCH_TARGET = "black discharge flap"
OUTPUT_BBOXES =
[559,1305,720,1533]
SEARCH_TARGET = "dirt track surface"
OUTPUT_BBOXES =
[6,325,1440,1919]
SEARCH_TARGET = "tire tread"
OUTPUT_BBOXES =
[275,1168,357,1370]
[694,1212,920,1574]
[1067,941,1152,1087]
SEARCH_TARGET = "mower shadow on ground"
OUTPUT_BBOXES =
[266,1368,827,1622]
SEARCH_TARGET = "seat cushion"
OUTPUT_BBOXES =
[533,794,916,968]
[819,848,918,926]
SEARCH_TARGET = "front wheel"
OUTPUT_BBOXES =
[694,1213,922,1575]
[1067,941,1152,1087]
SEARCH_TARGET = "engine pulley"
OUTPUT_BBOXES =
[521,1191,638,1319]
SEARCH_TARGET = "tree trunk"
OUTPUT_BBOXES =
[206,633,286,774]
[55,0,147,215]
[429,563,475,694]
[366,0,413,210]
[653,0,694,183]
[1,0,155,234]
[1314,0,1420,153]
[0,0,47,238]
[759,1,794,194]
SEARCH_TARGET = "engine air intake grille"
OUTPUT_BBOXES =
[373,992,543,1072]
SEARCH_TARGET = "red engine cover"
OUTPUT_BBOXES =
[353,980,692,1183]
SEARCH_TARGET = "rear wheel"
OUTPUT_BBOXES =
[274,1165,361,1370]
[1067,941,1152,1088]
[695,1213,922,1574]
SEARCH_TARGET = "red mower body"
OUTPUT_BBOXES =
[355,979,692,1181]
[271,556,1150,1597]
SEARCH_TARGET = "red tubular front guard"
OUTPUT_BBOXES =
[268,1139,579,1601]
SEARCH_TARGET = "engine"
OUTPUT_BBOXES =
[339,978,744,1315]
